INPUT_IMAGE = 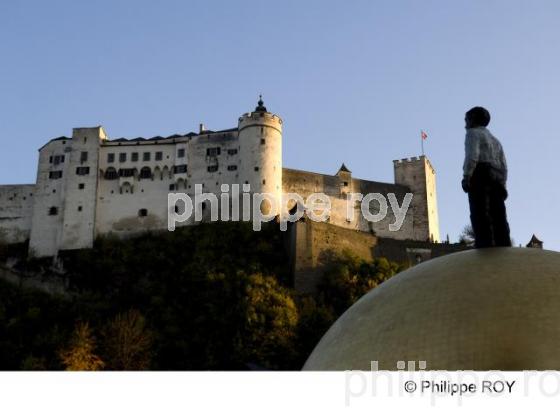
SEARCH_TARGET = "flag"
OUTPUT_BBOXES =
[421,130,428,140]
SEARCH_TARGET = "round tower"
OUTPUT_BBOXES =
[238,96,283,215]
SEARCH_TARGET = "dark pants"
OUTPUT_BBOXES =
[468,164,512,248]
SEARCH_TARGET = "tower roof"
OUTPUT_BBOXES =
[254,95,267,113]
[526,234,543,248]
[337,163,351,173]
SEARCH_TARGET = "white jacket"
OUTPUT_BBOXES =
[463,126,508,186]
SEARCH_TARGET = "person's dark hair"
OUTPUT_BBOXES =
[466,106,491,127]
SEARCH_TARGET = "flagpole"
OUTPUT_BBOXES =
[421,130,425,156]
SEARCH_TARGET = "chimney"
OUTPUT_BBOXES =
[199,123,206,133]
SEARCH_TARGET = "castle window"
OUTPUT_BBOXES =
[140,167,152,179]
[261,138,265,145]
[49,156,53,163]
[143,152,151,161]
[78,183,85,190]
[80,151,88,163]
[131,152,139,162]
[343,181,348,187]
[76,166,90,176]
[169,184,175,191]
[49,170,63,179]
[173,164,187,174]
[48,207,58,216]
[227,149,238,155]
[119,153,127,162]
[138,209,148,217]
[155,151,163,161]
[262,179,266,185]
[178,148,185,158]
[105,167,118,180]
[206,147,221,157]
[254,167,259,171]
[108,153,115,163]
[119,168,135,178]
[53,155,65,165]
[78,206,83,212]
[207,165,218,173]
[227,165,237,171]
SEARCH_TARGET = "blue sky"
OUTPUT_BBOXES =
[1,0,559,248]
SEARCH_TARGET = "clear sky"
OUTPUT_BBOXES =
[1,0,559,249]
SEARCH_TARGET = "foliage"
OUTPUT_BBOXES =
[59,322,104,370]
[0,222,401,370]
[458,225,475,245]
[101,309,152,370]
[317,250,401,316]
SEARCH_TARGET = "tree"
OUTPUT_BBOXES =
[59,322,104,370]
[101,309,152,370]
[458,225,475,245]
[294,296,335,366]
[235,273,298,368]
[317,251,400,316]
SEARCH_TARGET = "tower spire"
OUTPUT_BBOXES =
[255,94,267,112]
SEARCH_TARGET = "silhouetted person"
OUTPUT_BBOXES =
[462,106,511,248]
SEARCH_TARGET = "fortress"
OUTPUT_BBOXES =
[0,98,440,258]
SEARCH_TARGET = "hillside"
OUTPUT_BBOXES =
[0,221,402,370]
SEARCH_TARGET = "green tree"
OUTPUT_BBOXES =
[318,251,400,315]
[293,296,335,366]
[235,272,298,368]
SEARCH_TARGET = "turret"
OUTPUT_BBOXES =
[238,96,283,215]
[393,155,440,242]
[29,126,106,257]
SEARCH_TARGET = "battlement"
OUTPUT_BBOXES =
[393,155,426,165]
[393,155,435,174]
[238,112,283,132]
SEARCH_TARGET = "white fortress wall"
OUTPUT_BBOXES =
[59,127,106,251]
[29,137,72,256]
[0,185,35,243]
[0,99,440,256]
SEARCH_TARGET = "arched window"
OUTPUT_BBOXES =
[105,167,118,180]
[140,167,152,179]
[162,165,170,180]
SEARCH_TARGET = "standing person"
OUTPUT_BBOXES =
[462,106,512,248]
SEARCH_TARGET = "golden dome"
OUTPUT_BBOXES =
[303,248,560,370]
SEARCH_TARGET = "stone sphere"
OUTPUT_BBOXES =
[303,248,560,370]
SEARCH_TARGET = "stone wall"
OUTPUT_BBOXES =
[393,156,440,242]
[291,219,378,294]
[291,219,467,295]
[282,168,415,240]
[0,185,35,243]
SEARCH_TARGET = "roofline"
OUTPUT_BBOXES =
[102,127,239,146]
[283,167,405,190]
